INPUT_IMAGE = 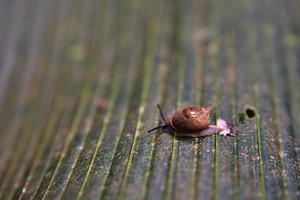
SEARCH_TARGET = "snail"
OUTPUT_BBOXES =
[148,104,237,137]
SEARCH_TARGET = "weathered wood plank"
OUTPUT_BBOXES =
[282,1,300,166]
[0,0,56,198]
[36,1,105,199]
[172,0,199,199]
[262,0,300,198]
[29,0,99,198]
[5,1,63,198]
[234,0,263,199]
[0,0,28,114]
[0,0,299,199]
[0,0,35,167]
[215,1,239,198]
[16,0,84,198]
[142,3,178,200]
[117,1,171,199]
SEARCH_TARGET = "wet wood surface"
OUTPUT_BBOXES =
[0,0,299,199]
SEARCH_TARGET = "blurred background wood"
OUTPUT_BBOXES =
[0,0,299,199]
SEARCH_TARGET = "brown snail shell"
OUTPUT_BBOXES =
[170,106,212,132]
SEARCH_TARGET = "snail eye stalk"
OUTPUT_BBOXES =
[148,125,166,133]
[148,104,167,133]
[157,104,166,122]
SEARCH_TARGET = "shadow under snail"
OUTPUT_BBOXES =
[148,104,237,137]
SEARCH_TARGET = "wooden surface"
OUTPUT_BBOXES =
[0,0,300,199]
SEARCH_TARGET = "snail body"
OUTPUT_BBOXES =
[148,104,236,137]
